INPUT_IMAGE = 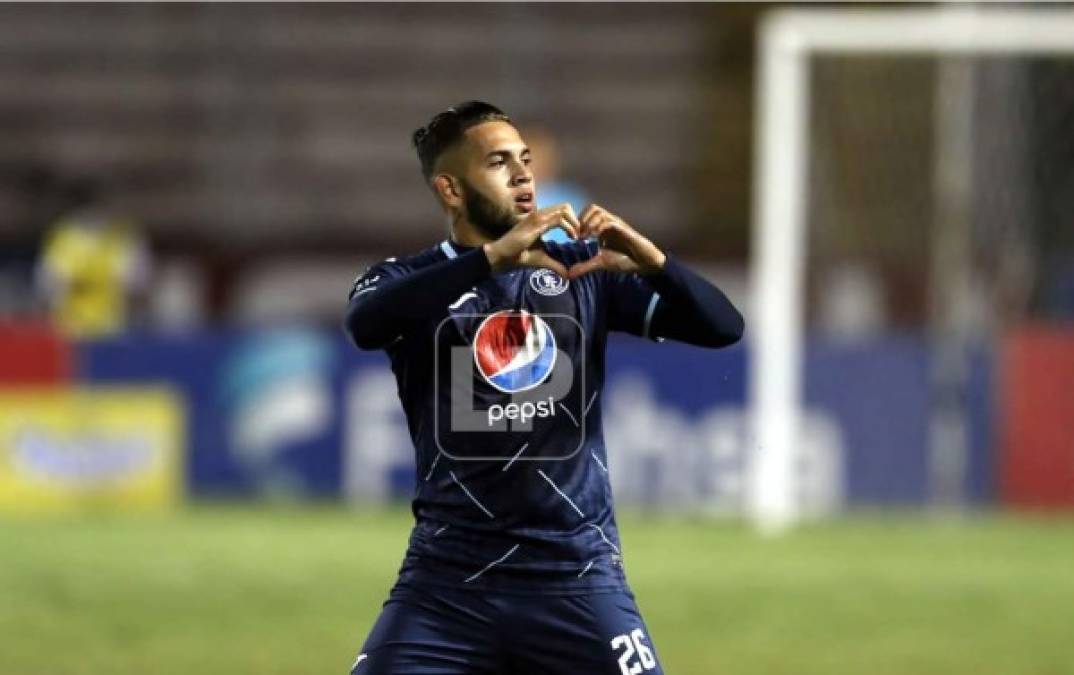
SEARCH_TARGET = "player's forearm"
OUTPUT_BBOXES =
[345,248,492,349]
[647,254,744,348]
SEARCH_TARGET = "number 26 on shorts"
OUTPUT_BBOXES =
[610,628,657,675]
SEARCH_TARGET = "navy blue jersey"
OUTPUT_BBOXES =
[345,238,742,594]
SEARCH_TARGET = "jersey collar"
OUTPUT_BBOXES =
[440,239,478,259]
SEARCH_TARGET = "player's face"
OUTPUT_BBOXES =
[457,121,536,238]
[458,177,515,240]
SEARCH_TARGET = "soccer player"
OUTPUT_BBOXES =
[345,101,743,674]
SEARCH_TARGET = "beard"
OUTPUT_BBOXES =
[460,179,517,240]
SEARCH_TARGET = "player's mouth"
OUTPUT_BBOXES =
[514,191,534,213]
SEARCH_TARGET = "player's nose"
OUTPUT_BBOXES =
[511,165,533,187]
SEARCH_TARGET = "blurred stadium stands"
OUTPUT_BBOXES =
[0,3,748,327]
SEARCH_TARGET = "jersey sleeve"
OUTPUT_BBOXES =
[605,270,665,341]
[344,258,411,349]
[604,254,744,348]
[348,258,407,302]
[344,248,492,351]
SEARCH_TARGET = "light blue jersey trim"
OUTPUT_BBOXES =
[440,240,457,259]
[643,292,661,340]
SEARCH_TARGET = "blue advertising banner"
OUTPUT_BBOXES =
[80,330,353,498]
[78,330,995,509]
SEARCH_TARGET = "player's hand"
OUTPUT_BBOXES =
[482,203,579,278]
[566,204,666,279]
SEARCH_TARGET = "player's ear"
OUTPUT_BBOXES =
[433,174,463,209]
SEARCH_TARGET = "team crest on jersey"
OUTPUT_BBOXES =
[473,310,557,393]
[529,268,569,296]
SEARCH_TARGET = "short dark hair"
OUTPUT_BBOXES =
[412,101,511,182]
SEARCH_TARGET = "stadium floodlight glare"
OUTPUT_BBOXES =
[750,7,1074,533]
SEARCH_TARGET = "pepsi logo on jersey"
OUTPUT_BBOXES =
[472,310,561,428]
[473,310,557,394]
[438,306,584,453]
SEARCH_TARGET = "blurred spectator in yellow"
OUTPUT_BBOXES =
[522,126,591,245]
[36,179,150,338]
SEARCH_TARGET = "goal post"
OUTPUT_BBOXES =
[749,7,1074,532]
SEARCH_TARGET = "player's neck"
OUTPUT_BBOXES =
[449,217,492,250]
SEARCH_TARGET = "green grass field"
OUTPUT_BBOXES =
[2,507,1072,675]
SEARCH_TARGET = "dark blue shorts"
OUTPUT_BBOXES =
[350,581,664,675]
